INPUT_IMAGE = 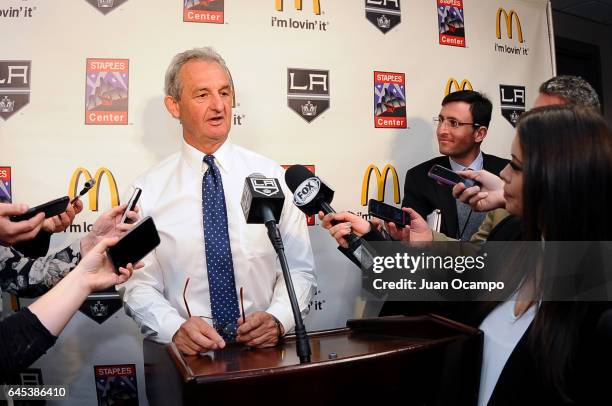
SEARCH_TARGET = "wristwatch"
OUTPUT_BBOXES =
[271,315,284,338]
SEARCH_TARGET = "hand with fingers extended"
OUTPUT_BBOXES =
[74,237,142,292]
[318,211,372,249]
[42,199,84,233]
[172,317,226,355]
[236,311,283,348]
[80,204,140,256]
[0,203,45,246]
[453,170,505,212]
[386,207,433,243]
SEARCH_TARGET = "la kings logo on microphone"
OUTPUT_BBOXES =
[287,68,329,123]
[293,177,320,206]
[499,84,525,127]
[0,61,31,121]
[251,178,280,197]
[365,0,401,34]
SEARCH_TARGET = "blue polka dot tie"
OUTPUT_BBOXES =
[202,155,240,342]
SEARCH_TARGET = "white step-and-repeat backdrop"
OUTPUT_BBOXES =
[1,0,554,404]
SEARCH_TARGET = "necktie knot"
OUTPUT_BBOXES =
[204,155,216,167]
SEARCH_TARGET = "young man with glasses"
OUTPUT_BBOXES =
[402,90,507,241]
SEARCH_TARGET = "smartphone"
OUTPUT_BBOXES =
[10,196,70,222]
[107,216,160,273]
[368,199,407,227]
[427,164,478,188]
[119,188,142,224]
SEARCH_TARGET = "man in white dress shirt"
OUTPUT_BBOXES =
[118,47,316,355]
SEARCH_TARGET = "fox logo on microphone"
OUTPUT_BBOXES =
[293,177,321,206]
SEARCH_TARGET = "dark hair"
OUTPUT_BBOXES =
[515,105,612,400]
[442,90,493,128]
[518,105,612,241]
[539,75,601,111]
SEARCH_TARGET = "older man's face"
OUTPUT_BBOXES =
[166,60,233,152]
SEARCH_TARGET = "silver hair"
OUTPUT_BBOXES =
[164,47,233,100]
[539,75,600,111]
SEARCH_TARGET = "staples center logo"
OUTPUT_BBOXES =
[68,167,120,211]
[444,77,473,96]
[0,166,11,203]
[361,164,400,206]
[184,0,224,24]
[85,58,129,125]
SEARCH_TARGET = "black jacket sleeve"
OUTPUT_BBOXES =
[12,231,52,259]
[0,307,57,382]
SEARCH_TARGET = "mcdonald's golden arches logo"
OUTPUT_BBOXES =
[68,167,120,211]
[496,7,523,43]
[275,0,321,14]
[361,164,400,206]
[444,78,473,96]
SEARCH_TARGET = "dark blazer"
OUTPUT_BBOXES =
[380,217,612,405]
[402,153,508,239]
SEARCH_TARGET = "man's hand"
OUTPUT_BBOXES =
[236,311,283,348]
[453,170,505,212]
[172,317,226,355]
[0,203,45,246]
[386,207,433,243]
[318,211,371,249]
[42,199,83,233]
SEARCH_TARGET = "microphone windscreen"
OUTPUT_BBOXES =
[285,165,315,192]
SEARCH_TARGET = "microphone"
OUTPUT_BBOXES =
[241,173,284,225]
[284,165,375,269]
[70,178,97,204]
[240,173,311,363]
[285,165,361,248]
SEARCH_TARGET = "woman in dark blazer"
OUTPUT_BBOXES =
[320,104,612,405]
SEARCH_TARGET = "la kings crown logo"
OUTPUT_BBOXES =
[287,68,329,123]
[85,0,129,14]
[0,61,30,121]
[365,0,401,34]
[499,85,525,127]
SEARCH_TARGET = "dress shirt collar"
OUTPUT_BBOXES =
[449,151,483,171]
[181,138,234,174]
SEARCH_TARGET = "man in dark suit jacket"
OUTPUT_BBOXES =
[403,90,507,240]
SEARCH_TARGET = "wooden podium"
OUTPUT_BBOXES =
[144,315,482,406]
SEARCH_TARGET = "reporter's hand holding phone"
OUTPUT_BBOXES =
[385,207,433,243]
[79,204,140,256]
[452,170,506,212]
[42,199,84,234]
[28,237,143,336]
[0,203,45,246]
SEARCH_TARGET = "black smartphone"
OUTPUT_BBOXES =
[368,199,407,227]
[107,216,160,273]
[10,196,70,222]
[119,188,142,224]
[427,164,478,188]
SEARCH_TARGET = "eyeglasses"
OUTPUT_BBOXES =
[433,116,482,129]
[182,277,246,340]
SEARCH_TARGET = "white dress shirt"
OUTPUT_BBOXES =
[118,139,316,343]
[478,292,537,406]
